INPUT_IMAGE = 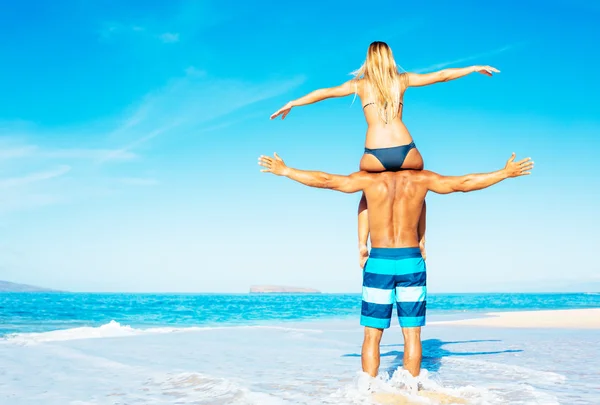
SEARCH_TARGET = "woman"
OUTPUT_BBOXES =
[270,41,499,267]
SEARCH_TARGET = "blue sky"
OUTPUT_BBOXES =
[1,0,599,293]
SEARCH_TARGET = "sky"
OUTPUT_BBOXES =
[0,0,599,293]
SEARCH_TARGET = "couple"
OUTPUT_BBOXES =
[262,42,533,379]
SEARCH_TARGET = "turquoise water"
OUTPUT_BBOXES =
[1,292,599,404]
[1,292,599,336]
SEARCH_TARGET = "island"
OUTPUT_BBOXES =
[249,285,321,294]
[0,280,60,292]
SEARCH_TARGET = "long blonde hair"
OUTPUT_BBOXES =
[351,41,405,123]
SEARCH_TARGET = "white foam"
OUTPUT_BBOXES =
[1,320,324,345]
[327,369,496,405]
[146,372,290,405]
[443,357,567,383]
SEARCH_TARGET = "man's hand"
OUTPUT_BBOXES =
[503,153,534,178]
[359,245,369,269]
[419,238,427,261]
[258,153,289,176]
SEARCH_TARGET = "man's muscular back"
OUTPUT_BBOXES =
[363,171,428,248]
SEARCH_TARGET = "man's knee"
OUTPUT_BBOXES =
[402,327,422,347]
[402,326,421,339]
[363,327,384,343]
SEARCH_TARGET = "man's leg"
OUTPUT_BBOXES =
[358,193,369,268]
[395,248,427,377]
[360,251,395,377]
[401,327,422,377]
[361,327,384,377]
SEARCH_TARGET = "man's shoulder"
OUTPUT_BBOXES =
[393,170,436,179]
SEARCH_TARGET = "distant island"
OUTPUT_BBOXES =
[0,280,60,292]
[250,285,321,294]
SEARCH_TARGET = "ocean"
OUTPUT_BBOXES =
[1,293,599,404]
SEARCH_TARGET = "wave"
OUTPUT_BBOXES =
[143,372,289,405]
[444,357,567,383]
[1,321,324,345]
[328,366,561,405]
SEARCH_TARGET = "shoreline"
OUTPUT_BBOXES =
[4,308,599,340]
[430,308,600,329]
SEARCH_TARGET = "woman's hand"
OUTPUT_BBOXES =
[270,102,294,120]
[473,65,500,77]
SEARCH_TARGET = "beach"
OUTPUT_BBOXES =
[432,308,600,329]
[1,293,599,404]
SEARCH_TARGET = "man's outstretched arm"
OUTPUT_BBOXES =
[258,153,372,193]
[425,153,534,194]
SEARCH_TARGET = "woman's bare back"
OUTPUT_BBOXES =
[356,77,424,172]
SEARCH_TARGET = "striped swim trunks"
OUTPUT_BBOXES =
[360,247,426,329]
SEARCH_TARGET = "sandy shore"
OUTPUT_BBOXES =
[432,308,600,329]
[373,391,468,404]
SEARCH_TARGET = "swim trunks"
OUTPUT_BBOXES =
[361,247,426,329]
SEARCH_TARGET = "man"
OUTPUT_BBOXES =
[258,152,533,378]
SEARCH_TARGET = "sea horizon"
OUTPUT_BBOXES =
[2,290,598,294]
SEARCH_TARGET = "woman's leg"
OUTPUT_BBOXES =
[403,148,426,258]
[358,193,369,268]
[357,154,385,268]
[418,201,426,260]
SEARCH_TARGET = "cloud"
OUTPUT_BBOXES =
[159,32,180,43]
[101,69,305,162]
[99,123,180,163]
[413,44,520,73]
[0,67,304,213]
[99,22,146,40]
[0,193,65,215]
[0,146,36,159]
[100,23,180,44]
[0,137,137,162]
[0,146,136,161]
[0,165,71,188]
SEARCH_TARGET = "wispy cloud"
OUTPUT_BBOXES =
[159,32,180,43]
[1,67,303,213]
[100,23,181,45]
[101,68,305,162]
[0,144,136,161]
[99,122,181,163]
[0,165,71,188]
[99,22,143,40]
[413,44,520,73]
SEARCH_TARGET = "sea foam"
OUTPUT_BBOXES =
[2,320,324,345]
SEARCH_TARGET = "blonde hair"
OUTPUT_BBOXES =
[351,41,406,123]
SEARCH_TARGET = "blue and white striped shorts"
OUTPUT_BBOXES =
[361,247,426,329]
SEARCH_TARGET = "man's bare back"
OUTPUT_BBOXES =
[361,171,427,249]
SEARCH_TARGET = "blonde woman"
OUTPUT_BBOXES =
[270,41,499,267]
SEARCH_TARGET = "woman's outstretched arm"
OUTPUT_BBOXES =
[270,80,355,120]
[406,65,499,88]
